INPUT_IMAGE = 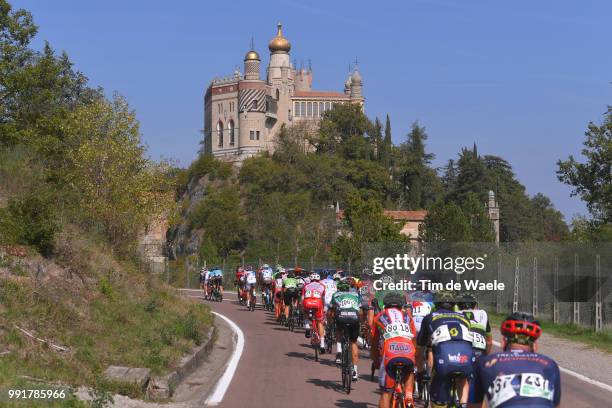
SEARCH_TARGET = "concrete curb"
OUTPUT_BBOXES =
[149,326,217,399]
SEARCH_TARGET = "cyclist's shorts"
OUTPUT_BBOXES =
[335,318,360,342]
[303,297,324,321]
[274,290,283,302]
[431,341,474,404]
[283,288,299,304]
[244,283,255,291]
[379,338,415,391]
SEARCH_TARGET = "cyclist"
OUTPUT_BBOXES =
[416,290,474,408]
[244,266,257,308]
[469,312,560,408]
[302,273,326,351]
[260,264,274,308]
[208,267,223,298]
[322,273,338,318]
[199,267,209,298]
[371,292,418,408]
[330,279,361,380]
[282,269,300,325]
[235,266,246,303]
[457,293,492,358]
[272,269,286,321]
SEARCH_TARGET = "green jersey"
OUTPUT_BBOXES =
[331,291,361,313]
[283,277,298,289]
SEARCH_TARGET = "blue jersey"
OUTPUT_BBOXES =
[472,349,561,407]
[210,269,223,278]
[416,308,472,347]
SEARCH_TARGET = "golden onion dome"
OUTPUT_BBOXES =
[268,23,291,53]
[244,50,260,61]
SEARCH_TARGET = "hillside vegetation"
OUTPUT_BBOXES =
[0,2,210,406]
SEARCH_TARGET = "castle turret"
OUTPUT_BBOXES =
[344,74,352,95]
[350,69,363,102]
[268,23,291,81]
[244,49,260,80]
[487,190,500,244]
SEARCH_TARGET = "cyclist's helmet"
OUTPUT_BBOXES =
[501,312,542,345]
[458,292,478,309]
[309,273,320,281]
[383,292,405,309]
[434,289,456,309]
[332,273,342,281]
[287,270,295,278]
[337,280,350,292]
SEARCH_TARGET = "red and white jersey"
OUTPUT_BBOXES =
[302,281,325,300]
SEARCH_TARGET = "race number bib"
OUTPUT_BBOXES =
[305,289,322,298]
[519,373,553,400]
[247,275,257,284]
[488,374,517,408]
[383,322,413,340]
[431,324,452,345]
[412,303,431,317]
[472,332,487,350]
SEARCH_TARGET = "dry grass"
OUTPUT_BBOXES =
[0,226,213,406]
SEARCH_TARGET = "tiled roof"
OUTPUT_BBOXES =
[293,91,349,99]
[336,209,427,222]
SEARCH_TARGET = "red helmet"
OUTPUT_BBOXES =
[501,312,542,344]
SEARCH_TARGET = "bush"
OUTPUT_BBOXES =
[0,192,59,256]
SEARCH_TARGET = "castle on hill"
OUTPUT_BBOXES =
[203,23,365,164]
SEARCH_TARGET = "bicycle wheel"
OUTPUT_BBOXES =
[392,369,406,408]
[342,331,352,394]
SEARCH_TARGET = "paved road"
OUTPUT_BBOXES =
[183,290,610,407]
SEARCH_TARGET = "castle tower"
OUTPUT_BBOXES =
[268,23,291,81]
[487,190,500,244]
[350,69,364,103]
[244,49,260,80]
[344,73,352,95]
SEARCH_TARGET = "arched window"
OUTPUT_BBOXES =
[294,102,300,116]
[252,99,258,110]
[301,102,306,117]
[217,121,224,147]
[276,89,280,100]
[228,120,235,146]
[307,102,312,117]
[313,102,318,117]
[319,102,324,116]
[325,102,330,111]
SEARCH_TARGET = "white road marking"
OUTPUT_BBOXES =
[491,340,612,393]
[205,311,245,406]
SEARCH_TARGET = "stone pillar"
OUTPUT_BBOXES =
[487,190,500,244]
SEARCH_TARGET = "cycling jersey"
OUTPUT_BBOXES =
[261,268,273,284]
[358,279,375,309]
[331,292,360,320]
[283,277,298,290]
[408,292,434,334]
[417,309,475,405]
[200,270,209,284]
[461,308,491,355]
[272,277,284,302]
[321,278,337,308]
[245,270,257,284]
[371,308,417,391]
[471,349,561,408]
[302,281,325,321]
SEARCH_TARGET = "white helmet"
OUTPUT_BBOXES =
[262,263,270,268]
[310,273,320,281]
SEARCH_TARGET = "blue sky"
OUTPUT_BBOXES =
[14,0,611,220]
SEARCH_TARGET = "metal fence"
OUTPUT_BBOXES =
[145,242,611,331]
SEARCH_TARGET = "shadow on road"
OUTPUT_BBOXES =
[306,377,342,392]
[335,399,377,408]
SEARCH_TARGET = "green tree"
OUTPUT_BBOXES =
[462,193,495,242]
[189,185,245,259]
[557,107,612,225]
[64,96,174,252]
[332,193,404,265]
[420,201,471,242]
[530,193,569,241]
